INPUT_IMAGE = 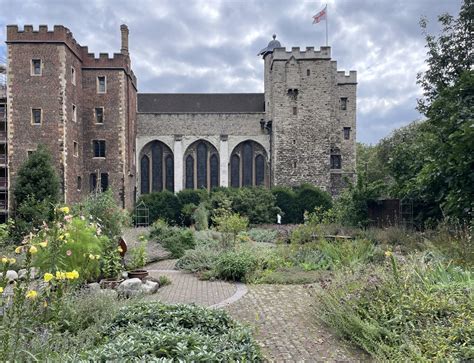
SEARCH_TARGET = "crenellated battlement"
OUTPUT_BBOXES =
[336,70,357,84]
[271,46,331,61]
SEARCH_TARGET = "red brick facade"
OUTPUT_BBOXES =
[6,25,137,210]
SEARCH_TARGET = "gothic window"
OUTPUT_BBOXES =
[151,141,163,192]
[165,155,174,192]
[184,140,219,191]
[340,97,348,111]
[230,140,268,188]
[343,127,351,140]
[185,155,194,189]
[138,140,174,195]
[197,142,208,189]
[255,154,265,186]
[231,154,240,188]
[210,154,219,188]
[140,155,150,194]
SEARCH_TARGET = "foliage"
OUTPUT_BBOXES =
[101,238,123,279]
[137,191,181,224]
[78,302,262,361]
[247,228,278,244]
[193,202,209,230]
[271,186,298,223]
[176,188,208,208]
[157,275,172,286]
[213,213,249,246]
[12,196,53,241]
[294,184,332,222]
[214,248,260,282]
[13,145,60,207]
[230,187,280,224]
[33,209,105,281]
[316,255,473,360]
[149,219,195,258]
[77,189,130,240]
[128,235,148,270]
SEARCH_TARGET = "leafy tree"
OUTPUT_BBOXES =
[14,145,60,206]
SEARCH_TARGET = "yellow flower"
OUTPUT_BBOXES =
[385,250,393,257]
[58,235,64,241]
[59,206,70,214]
[117,247,123,253]
[15,246,22,254]
[38,241,48,248]
[43,273,54,282]
[43,301,48,308]
[9,258,16,264]
[26,290,38,299]
[65,270,79,280]
[1,257,7,264]
[64,233,70,239]
[95,255,100,260]
[89,254,95,260]
[55,271,66,280]
[0,287,3,293]
[29,246,38,254]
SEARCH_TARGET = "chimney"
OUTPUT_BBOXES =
[120,24,129,55]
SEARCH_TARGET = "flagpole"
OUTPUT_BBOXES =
[325,3,328,46]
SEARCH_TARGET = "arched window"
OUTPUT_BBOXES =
[230,140,268,188]
[184,140,219,190]
[139,141,174,194]
[140,155,150,194]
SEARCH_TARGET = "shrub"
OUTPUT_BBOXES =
[215,249,259,282]
[294,184,332,223]
[176,188,208,208]
[77,189,130,240]
[248,228,279,243]
[149,220,195,258]
[193,202,209,230]
[137,191,181,224]
[78,302,262,361]
[231,187,280,224]
[128,235,148,270]
[176,243,221,273]
[316,256,473,360]
[271,186,298,223]
[213,213,249,246]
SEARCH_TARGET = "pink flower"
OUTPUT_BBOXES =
[64,215,73,223]
[66,250,72,256]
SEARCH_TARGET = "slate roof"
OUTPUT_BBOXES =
[137,93,265,113]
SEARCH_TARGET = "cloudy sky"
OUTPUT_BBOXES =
[0,0,462,143]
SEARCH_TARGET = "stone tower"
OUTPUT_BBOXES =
[260,36,357,194]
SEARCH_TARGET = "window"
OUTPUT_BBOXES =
[95,108,104,124]
[71,67,76,85]
[330,155,342,169]
[97,76,106,93]
[31,59,41,76]
[307,69,310,76]
[89,173,97,192]
[73,141,78,157]
[72,104,77,122]
[100,173,108,191]
[293,106,297,115]
[0,104,5,119]
[340,97,348,111]
[293,161,297,169]
[343,127,351,140]
[27,150,35,157]
[93,140,106,158]
[77,176,82,190]
[31,108,42,124]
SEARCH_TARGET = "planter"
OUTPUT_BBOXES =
[127,269,149,280]
[100,278,124,289]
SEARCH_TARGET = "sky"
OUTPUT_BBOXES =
[0,0,462,144]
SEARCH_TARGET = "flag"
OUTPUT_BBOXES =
[313,5,327,24]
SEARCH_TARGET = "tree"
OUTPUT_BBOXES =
[14,145,60,206]
[416,0,474,220]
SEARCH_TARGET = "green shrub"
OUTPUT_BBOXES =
[294,184,332,223]
[137,191,181,224]
[78,302,262,361]
[128,236,148,270]
[176,243,221,272]
[157,275,172,286]
[271,186,298,223]
[193,202,209,230]
[215,249,259,282]
[213,212,249,246]
[248,228,279,243]
[77,189,130,240]
[149,220,195,258]
[316,256,473,360]
[176,188,208,207]
[231,187,280,224]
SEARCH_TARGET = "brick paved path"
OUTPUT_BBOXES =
[225,284,367,361]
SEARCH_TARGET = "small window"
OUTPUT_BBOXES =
[32,109,42,124]
[95,108,104,124]
[293,161,297,168]
[100,173,109,191]
[73,141,78,157]
[340,97,348,111]
[31,59,41,76]
[97,76,106,93]
[343,127,351,140]
[330,155,342,169]
[71,67,76,85]
[72,104,77,122]
[307,69,310,76]
[293,106,297,115]
[89,173,97,192]
[93,140,106,158]
[77,176,82,190]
